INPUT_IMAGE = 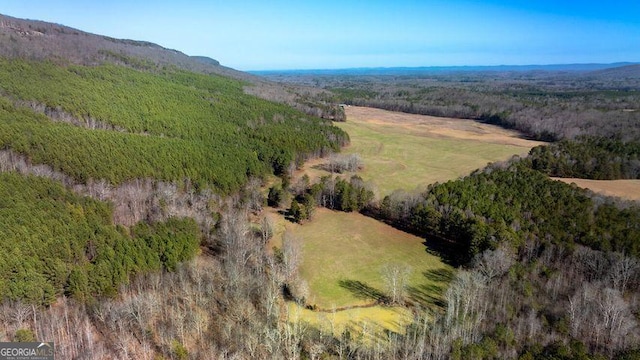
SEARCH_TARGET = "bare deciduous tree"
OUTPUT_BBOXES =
[472,245,514,281]
[608,252,639,293]
[260,215,274,244]
[381,263,412,305]
[322,153,364,173]
[569,283,638,354]
[282,231,303,283]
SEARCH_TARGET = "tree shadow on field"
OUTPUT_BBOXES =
[407,285,447,309]
[278,209,297,223]
[423,268,454,283]
[421,236,467,267]
[362,208,466,266]
[338,279,390,304]
[406,269,454,309]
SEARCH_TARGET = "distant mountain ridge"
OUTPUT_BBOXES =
[0,13,255,80]
[587,64,640,78]
[191,56,221,67]
[252,63,639,76]
[0,13,344,120]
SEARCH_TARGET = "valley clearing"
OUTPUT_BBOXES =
[278,106,544,339]
[334,106,544,196]
[288,209,452,310]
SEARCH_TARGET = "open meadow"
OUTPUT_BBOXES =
[268,207,452,335]
[326,106,544,196]
[290,208,452,310]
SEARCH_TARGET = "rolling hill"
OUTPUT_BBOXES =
[587,63,640,79]
[0,13,248,78]
[0,13,345,121]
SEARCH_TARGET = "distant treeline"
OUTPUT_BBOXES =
[261,71,640,142]
[341,85,640,142]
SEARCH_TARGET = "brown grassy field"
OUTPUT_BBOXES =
[552,178,640,201]
[344,106,541,147]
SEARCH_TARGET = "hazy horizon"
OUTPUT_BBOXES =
[3,1,640,71]
[248,62,639,73]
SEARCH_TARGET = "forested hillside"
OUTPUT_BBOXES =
[0,13,345,121]
[0,172,200,305]
[0,59,347,191]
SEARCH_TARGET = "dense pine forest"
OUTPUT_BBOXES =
[0,56,349,303]
[378,160,640,262]
[0,59,348,191]
[528,136,640,179]
[0,172,200,304]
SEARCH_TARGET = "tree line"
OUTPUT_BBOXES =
[376,160,640,264]
[261,71,640,142]
[527,136,640,179]
[272,174,375,223]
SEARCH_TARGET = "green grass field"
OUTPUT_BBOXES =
[288,208,453,310]
[330,106,543,197]
[279,106,541,336]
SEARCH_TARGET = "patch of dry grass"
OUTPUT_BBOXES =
[287,302,414,340]
[552,178,640,201]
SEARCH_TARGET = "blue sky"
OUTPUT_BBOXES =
[3,0,640,70]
